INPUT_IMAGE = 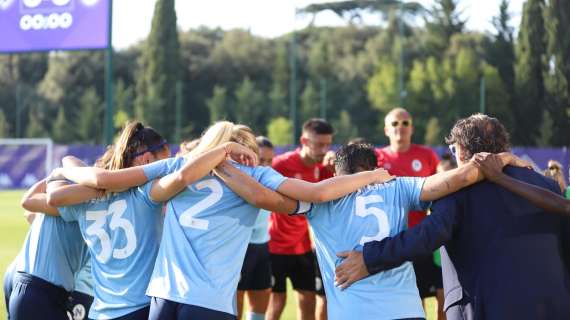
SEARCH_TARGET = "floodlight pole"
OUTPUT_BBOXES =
[103,0,114,145]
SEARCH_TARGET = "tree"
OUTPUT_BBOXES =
[269,42,290,118]
[544,0,570,146]
[77,88,103,143]
[25,111,45,138]
[424,117,442,145]
[52,107,74,143]
[545,0,570,99]
[267,117,293,145]
[483,64,513,132]
[0,109,9,137]
[114,79,134,118]
[234,78,266,133]
[300,81,320,122]
[299,0,424,25]
[135,0,181,140]
[425,0,466,56]
[487,0,515,101]
[207,85,231,124]
[38,51,105,123]
[535,110,553,146]
[514,0,547,145]
[367,60,400,112]
[113,79,135,130]
[332,111,358,144]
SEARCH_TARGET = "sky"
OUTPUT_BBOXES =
[113,0,526,49]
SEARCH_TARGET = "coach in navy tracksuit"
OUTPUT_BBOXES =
[335,114,570,320]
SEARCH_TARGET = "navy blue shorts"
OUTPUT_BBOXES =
[69,291,93,320]
[3,267,14,319]
[9,272,70,320]
[149,297,236,320]
[104,306,149,320]
[238,242,272,291]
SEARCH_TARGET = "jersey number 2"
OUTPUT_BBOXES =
[355,195,390,245]
[85,200,137,262]
[179,179,223,230]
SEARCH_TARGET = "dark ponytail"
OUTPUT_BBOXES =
[96,121,167,170]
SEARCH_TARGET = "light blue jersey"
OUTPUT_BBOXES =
[74,255,94,297]
[14,213,87,292]
[250,209,270,244]
[58,181,163,320]
[144,157,286,315]
[307,177,428,320]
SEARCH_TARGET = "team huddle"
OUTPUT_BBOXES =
[3,109,570,320]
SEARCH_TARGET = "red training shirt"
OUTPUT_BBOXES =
[269,149,334,255]
[376,144,439,228]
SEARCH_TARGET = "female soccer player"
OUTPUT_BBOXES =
[51,121,391,320]
[28,121,257,320]
[12,179,92,320]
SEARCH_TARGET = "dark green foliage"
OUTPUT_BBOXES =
[425,0,466,56]
[487,0,515,99]
[25,108,46,138]
[300,81,320,121]
[514,0,547,145]
[1,1,568,147]
[135,0,181,141]
[207,85,231,123]
[234,78,267,134]
[299,0,424,23]
[77,87,103,143]
[0,109,9,138]
[52,107,73,143]
[544,0,570,146]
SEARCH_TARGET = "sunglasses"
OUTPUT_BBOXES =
[448,145,457,157]
[548,166,560,171]
[390,120,412,128]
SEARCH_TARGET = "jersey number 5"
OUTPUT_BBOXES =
[85,200,137,263]
[355,195,390,245]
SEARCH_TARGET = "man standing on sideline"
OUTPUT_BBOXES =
[376,108,444,319]
[335,114,570,320]
[267,118,334,320]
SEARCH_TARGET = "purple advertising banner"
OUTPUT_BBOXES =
[0,144,568,189]
[0,0,109,52]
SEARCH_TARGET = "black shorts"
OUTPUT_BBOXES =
[238,242,272,291]
[413,253,443,298]
[270,251,316,293]
[314,256,325,296]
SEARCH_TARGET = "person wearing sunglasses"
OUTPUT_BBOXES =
[376,107,444,319]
